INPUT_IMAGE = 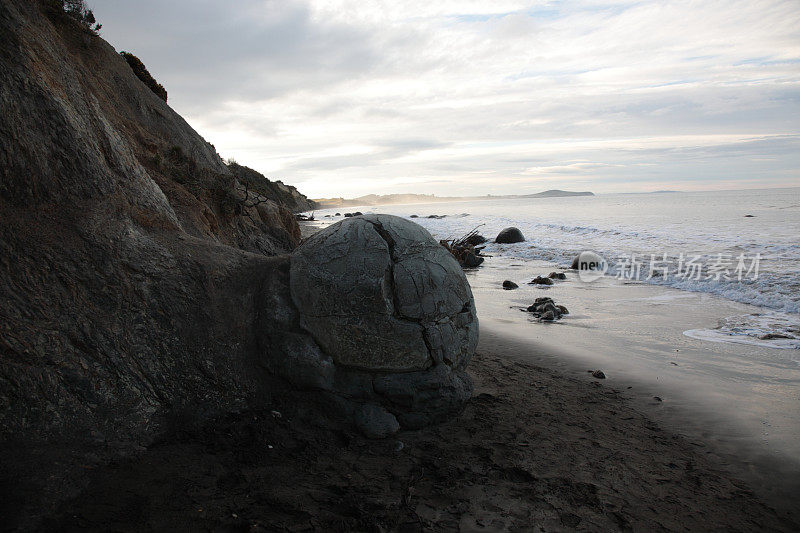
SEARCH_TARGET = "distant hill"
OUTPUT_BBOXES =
[520,189,595,198]
[314,190,594,208]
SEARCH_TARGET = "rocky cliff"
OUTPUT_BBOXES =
[0,0,313,526]
[0,2,476,529]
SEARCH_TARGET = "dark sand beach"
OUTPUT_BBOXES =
[40,333,797,531]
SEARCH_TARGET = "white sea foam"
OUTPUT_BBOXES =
[684,313,800,355]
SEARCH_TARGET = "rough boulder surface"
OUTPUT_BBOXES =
[283,215,478,432]
[291,215,478,373]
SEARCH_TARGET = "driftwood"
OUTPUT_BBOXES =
[440,224,486,268]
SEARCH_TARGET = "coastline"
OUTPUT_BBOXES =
[28,221,793,529]
[44,343,797,530]
[477,326,800,522]
[301,201,800,479]
[306,218,799,521]
[463,253,800,514]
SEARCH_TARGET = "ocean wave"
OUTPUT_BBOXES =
[309,204,800,315]
[476,242,800,314]
[448,230,799,314]
[684,312,800,355]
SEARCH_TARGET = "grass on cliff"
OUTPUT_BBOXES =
[226,161,306,209]
[119,51,168,102]
[152,146,302,217]
[44,0,102,34]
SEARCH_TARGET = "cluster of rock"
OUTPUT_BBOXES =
[432,224,530,269]
[343,211,364,217]
[439,230,487,268]
[447,245,485,268]
[526,297,569,321]
[529,271,567,285]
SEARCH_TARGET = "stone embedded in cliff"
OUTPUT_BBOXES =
[289,214,478,373]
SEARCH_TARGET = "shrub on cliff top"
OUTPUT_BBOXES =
[59,0,102,34]
[120,51,168,102]
[227,162,300,208]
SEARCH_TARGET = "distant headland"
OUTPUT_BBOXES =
[314,189,594,208]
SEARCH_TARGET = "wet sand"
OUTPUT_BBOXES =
[465,254,800,515]
[42,342,797,531]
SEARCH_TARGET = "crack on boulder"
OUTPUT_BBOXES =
[366,219,437,364]
[365,220,403,320]
[366,219,398,262]
[421,329,439,365]
[292,216,475,375]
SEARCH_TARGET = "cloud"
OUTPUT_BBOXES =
[93,0,383,109]
[92,0,800,197]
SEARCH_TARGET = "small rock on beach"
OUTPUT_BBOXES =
[495,227,525,244]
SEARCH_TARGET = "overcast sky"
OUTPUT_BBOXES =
[92,0,800,198]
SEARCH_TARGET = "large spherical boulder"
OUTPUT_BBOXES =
[495,227,525,244]
[290,214,478,373]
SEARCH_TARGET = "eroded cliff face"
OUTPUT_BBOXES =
[0,0,313,252]
[0,0,311,526]
[0,2,476,528]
